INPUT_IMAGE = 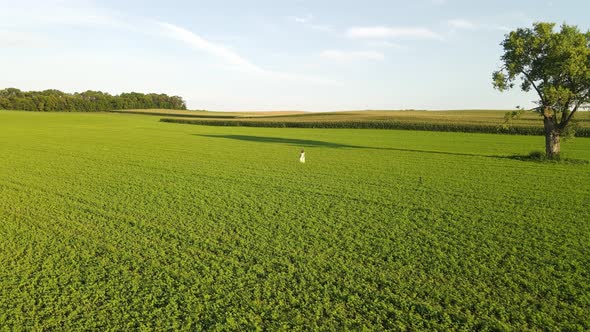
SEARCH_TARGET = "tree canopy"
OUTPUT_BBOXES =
[0,88,187,112]
[493,22,590,157]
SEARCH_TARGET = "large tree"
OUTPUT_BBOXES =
[493,22,590,158]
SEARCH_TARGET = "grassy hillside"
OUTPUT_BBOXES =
[1,111,589,330]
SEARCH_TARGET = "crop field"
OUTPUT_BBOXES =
[158,110,590,136]
[155,109,590,127]
[0,111,589,330]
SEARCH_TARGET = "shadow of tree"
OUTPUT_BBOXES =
[197,134,364,149]
[504,153,589,164]
[196,134,583,163]
[197,133,494,157]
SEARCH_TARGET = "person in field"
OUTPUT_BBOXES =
[299,149,305,163]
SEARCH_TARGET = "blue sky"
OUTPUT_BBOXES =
[1,0,589,111]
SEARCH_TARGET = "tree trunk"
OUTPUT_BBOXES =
[543,117,560,158]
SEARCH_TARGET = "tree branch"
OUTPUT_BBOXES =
[552,107,558,125]
[521,71,546,107]
[564,100,583,126]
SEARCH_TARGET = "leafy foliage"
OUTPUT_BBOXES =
[1,111,589,330]
[500,108,525,130]
[492,22,590,151]
[0,88,187,112]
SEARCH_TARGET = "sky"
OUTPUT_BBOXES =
[1,0,589,111]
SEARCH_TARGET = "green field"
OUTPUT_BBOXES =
[1,111,589,330]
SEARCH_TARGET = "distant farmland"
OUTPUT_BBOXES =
[154,110,590,136]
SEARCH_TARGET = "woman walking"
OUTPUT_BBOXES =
[299,149,305,163]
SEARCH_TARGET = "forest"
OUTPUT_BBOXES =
[0,88,186,112]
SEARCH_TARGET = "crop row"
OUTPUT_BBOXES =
[159,118,590,137]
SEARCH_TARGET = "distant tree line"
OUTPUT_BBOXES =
[0,88,187,112]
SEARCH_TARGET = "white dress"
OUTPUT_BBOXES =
[299,152,305,163]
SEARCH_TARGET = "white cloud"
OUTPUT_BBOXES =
[448,19,476,29]
[289,14,313,24]
[366,40,406,49]
[320,50,385,61]
[2,1,338,101]
[447,19,514,33]
[0,0,128,30]
[491,25,512,32]
[0,1,133,49]
[156,21,264,74]
[0,31,49,48]
[288,14,333,32]
[156,21,337,85]
[307,24,332,32]
[347,26,441,40]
